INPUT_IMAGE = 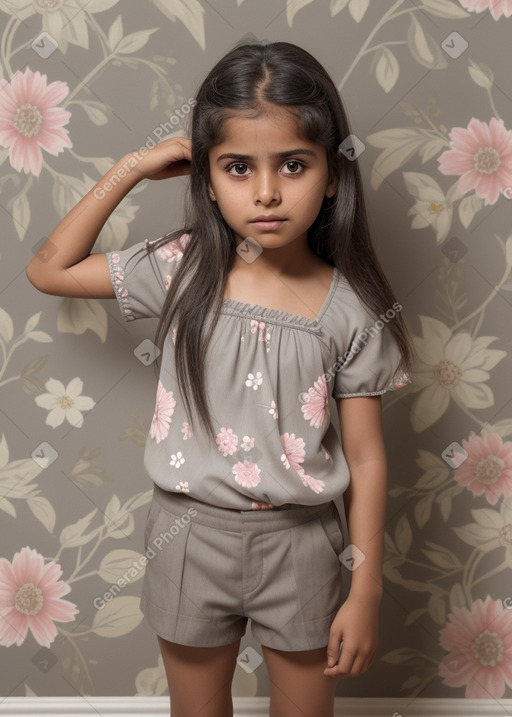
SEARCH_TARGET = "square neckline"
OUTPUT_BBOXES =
[221,266,340,327]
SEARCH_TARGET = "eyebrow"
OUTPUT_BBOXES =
[216,149,317,162]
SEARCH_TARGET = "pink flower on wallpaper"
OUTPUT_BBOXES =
[280,432,306,472]
[232,460,261,488]
[0,547,78,648]
[150,381,176,444]
[300,374,330,428]
[0,68,72,176]
[156,233,191,262]
[459,0,512,19]
[216,427,238,456]
[438,596,512,698]
[437,118,512,205]
[454,432,512,505]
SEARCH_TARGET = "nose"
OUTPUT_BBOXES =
[254,168,280,205]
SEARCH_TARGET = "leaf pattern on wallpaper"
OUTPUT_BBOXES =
[57,297,108,343]
[0,434,54,530]
[153,0,206,50]
[0,309,52,390]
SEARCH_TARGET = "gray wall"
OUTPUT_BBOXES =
[1,0,511,703]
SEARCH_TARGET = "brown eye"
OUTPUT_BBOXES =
[283,161,305,175]
[227,162,249,176]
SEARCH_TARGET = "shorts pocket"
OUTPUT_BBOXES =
[318,504,344,560]
[144,500,161,548]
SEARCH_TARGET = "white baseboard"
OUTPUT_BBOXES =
[1,697,511,716]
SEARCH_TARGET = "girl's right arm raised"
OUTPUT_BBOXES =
[25,138,192,298]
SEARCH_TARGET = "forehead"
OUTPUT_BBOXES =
[210,110,316,154]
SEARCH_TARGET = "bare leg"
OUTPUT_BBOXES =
[262,644,338,717]
[157,634,241,717]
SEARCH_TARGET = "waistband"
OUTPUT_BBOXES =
[151,483,334,533]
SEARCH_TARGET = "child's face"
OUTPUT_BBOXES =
[207,109,338,254]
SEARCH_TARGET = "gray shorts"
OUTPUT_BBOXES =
[139,483,344,652]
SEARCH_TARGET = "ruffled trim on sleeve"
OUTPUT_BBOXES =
[334,368,413,399]
[107,251,135,321]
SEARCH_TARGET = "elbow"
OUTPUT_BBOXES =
[25,263,49,293]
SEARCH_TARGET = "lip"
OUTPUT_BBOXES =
[251,215,286,222]
[250,215,287,230]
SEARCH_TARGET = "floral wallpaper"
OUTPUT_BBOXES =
[1,0,512,707]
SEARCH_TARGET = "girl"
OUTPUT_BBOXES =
[26,40,414,717]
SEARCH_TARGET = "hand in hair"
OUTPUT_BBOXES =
[131,137,192,182]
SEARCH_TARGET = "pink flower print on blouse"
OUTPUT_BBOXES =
[165,274,172,291]
[301,374,329,428]
[280,432,325,494]
[269,400,279,420]
[298,469,325,495]
[241,435,255,451]
[181,421,192,440]
[250,320,271,343]
[280,432,306,471]
[453,431,512,505]
[0,546,78,648]
[438,596,512,698]
[156,233,191,262]
[216,427,238,456]
[150,381,176,444]
[176,481,190,493]
[172,327,177,344]
[233,460,261,488]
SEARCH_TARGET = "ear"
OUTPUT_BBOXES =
[325,178,338,199]
[208,184,216,201]
[325,149,342,198]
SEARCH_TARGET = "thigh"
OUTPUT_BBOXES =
[157,634,241,717]
[262,644,338,717]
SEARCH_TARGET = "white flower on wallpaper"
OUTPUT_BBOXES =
[453,496,512,562]
[403,172,461,244]
[0,0,120,53]
[408,316,506,432]
[35,377,95,428]
[0,0,205,52]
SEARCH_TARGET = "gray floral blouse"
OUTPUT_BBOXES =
[106,233,412,510]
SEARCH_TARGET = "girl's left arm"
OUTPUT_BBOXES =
[324,395,388,679]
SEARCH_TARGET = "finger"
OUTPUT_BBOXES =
[326,637,342,668]
[332,646,357,677]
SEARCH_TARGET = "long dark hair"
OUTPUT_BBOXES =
[144,40,414,442]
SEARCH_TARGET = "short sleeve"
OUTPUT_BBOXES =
[330,286,412,399]
[106,233,190,321]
